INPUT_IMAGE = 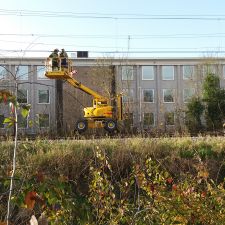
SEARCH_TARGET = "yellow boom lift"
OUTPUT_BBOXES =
[45,57,123,133]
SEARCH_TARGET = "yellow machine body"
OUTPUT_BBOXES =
[84,99,113,119]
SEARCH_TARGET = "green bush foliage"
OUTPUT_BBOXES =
[0,137,225,224]
[203,73,225,130]
[185,97,204,133]
[186,73,225,132]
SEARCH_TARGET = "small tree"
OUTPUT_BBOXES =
[185,97,204,133]
[0,89,31,225]
[203,73,225,130]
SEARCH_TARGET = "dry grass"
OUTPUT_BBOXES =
[1,136,225,183]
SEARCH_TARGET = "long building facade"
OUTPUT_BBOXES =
[1,56,225,135]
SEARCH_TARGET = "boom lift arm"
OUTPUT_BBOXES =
[64,74,108,102]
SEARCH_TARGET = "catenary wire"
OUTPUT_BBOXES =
[1,8,225,20]
[1,49,225,54]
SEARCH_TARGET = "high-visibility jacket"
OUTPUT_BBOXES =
[49,52,59,59]
[49,52,59,67]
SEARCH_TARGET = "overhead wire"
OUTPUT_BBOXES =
[0,9,224,56]
[2,33,225,39]
[1,49,225,54]
[0,39,224,51]
[1,8,225,20]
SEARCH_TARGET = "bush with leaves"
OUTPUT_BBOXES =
[203,73,225,130]
[185,97,204,133]
[186,73,225,133]
[87,148,225,225]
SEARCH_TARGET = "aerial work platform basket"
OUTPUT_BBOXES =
[45,58,74,79]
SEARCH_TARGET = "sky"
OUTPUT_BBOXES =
[1,0,225,58]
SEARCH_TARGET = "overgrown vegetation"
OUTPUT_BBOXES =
[203,73,225,130]
[185,97,204,133]
[186,72,225,133]
[0,137,225,224]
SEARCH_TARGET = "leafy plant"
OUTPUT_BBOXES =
[186,97,204,133]
[203,73,225,130]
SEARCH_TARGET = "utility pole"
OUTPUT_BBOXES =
[56,80,63,136]
[128,35,131,55]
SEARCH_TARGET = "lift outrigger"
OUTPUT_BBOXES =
[45,57,123,134]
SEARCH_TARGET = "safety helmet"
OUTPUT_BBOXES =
[54,48,59,52]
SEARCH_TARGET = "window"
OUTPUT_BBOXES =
[143,112,154,126]
[17,90,28,104]
[142,66,154,80]
[165,112,175,125]
[38,90,49,104]
[183,88,195,103]
[0,114,4,128]
[0,66,7,80]
[203,64,217,76]
[183,65,194,80]
[17,114,28,128]
[162,66,174,80]
[15,65,29,80]
[38,114,50,128]
[37,66,47,79]
[143,89,154,102]
[122,89,134,103]
[122,66,133,80]
[163,89,175,103]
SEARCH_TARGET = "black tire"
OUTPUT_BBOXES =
[75,119,88,133]
[104,119,117,133]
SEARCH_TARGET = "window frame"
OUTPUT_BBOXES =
[143,112,155,126]
[142,89,154,103]
[38,90,50,104]
[183,88,195,103]
[165,112,175,126]
[17,89,28,104]
[163,89,175,103]
[15,65,29,80]
[142,66,154,80]
[37,65,48,80]
[0,66,8,80]
[122,66,134,81]
[38,113,50,128]
[183,65,194,80]
[203,64,217,76]
[162,65,174,80]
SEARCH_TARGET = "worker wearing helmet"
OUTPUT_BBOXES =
[49,49,59,71]
[60,49,68,70]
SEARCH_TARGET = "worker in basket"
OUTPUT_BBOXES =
[60,48,68,70]
[49,49,60,71]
